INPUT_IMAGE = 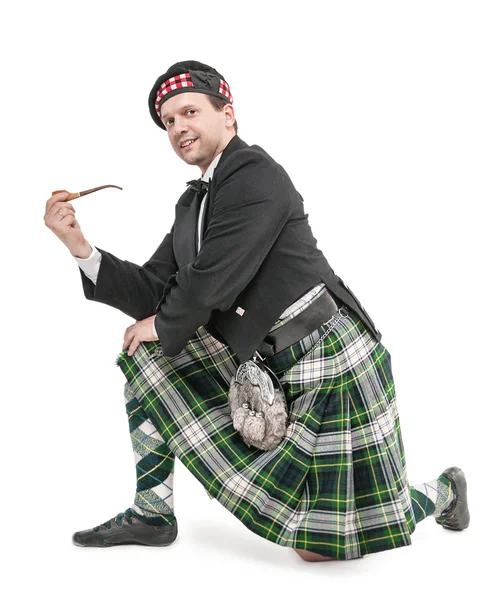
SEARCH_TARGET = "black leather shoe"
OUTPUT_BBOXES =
[435,466,470,531]
[72,508,178,547]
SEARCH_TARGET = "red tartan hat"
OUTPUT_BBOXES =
[148,60,233,130]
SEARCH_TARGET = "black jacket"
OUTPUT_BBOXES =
[79,135,381,362]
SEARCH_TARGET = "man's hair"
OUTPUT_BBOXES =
[207,96,238,134]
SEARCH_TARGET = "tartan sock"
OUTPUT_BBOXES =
[124,383,177,526]
[410,474,455,523]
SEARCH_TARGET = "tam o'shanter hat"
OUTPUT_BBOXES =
[148,60,233,130]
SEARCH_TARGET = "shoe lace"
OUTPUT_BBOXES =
[93,508,136,532]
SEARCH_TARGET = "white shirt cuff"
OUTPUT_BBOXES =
[152,317,157,338]
[74,244,102,285]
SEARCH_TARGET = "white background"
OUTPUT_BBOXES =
[1,0,495,598]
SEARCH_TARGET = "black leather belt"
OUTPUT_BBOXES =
[256,290,339,358]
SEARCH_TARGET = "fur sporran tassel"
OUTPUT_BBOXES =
[228,356,289,451]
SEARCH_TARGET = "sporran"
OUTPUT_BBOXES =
[228,306,348,451]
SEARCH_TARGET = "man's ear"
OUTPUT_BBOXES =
[224,103,235,129]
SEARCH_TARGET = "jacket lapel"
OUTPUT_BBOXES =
[174,136,250,265]
[199,136,249,243]
[173,186,197,268]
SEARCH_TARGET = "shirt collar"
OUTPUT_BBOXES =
[201,152,222,183]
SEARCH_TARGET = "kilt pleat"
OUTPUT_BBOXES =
[116,306,416,559]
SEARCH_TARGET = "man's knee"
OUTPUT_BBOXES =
[294,548,336,562]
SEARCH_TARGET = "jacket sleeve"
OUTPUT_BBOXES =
[79,223,178,321]
[154,156,292,357]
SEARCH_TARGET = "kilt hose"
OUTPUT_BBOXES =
[116,304,423,560]
[123,385,177,526]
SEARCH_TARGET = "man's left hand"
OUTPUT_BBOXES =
[122,315,159,356]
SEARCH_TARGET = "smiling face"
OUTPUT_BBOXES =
[160,92,236,176]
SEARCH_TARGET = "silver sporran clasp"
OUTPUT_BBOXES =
[234,360,275,405]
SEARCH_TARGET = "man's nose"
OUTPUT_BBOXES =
[173,118,188,136]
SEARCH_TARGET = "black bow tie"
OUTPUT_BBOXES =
[186,179,209,194]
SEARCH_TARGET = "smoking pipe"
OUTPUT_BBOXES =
[52,184,122,201]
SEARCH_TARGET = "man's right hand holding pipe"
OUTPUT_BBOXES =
[44,191,93,259]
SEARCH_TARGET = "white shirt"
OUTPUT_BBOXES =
[74,152,324,338]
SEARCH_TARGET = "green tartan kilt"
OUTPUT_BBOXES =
[116,305,416,560]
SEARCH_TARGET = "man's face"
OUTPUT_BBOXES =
[160,92,235,175]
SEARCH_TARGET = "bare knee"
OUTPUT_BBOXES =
[294,548,336,562]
